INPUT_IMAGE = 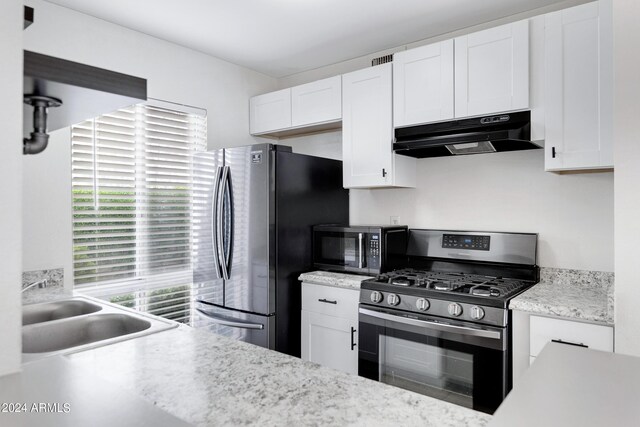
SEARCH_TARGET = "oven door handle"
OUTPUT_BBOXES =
[359,308,502,340]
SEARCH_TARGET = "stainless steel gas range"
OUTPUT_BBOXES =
[357,229,538,414]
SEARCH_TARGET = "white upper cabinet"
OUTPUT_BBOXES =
[249,88,291,135]
[342,63,415,188]
[393,40,454,127]
[544,0,613,171]
[455,20,530,118]
[291,75,341,127]
[250,77,341,137]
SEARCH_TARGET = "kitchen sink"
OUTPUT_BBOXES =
[22,296,179,362]
[23,313,151,353]
[22,299,103,326]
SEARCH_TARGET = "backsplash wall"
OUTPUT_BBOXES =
[286,134,614,272]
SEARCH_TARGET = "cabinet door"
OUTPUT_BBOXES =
[529,315,613,357]
[291,76,341,127]
[301,310,358,375]
[544,0,613,171]
[342,63,393,188]
[393,40,454,127]
[455,20,529,118]
[249,88,291,134]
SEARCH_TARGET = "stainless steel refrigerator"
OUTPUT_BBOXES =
[192,143,349,357]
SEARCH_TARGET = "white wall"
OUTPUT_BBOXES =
[22,0,278,288]
[290,137,613,271]
[0,0,24,376]
[22,129,73,283]
[613,0,640,356]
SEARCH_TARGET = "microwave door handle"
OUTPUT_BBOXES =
[196,308,264,330]
[359,308,502,340]
[358,233,364,269]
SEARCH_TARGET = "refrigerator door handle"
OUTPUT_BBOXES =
[196,308,264,330]
[211,165,223,279]
[223,166,233,275]
[216,165,230,280]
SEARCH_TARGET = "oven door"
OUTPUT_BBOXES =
[358,306,509,414]
[313,229,367,273]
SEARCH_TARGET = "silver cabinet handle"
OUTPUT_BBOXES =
[216,166,230,280]
[359,308,501,340]
[196,308,264,330]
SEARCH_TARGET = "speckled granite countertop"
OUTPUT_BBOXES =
[299,271,374,290]
[509,268,614,325]
[68,326,490,426]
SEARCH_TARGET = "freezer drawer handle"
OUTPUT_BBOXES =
[196,308,264,330]
[318,298,337,305]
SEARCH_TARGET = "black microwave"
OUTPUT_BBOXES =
[312,225,408,275]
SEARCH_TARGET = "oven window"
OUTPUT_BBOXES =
[379,335,474,408]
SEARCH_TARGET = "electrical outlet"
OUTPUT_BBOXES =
[390,216,400,225]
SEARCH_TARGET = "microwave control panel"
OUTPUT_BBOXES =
[442,234,490,251]
[368,234,380,268]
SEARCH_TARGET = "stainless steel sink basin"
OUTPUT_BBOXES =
[23,313,151,353]
[22,299,103,325]
[22,296,179,362]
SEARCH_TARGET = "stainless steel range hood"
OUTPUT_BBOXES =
[23,50,147,154]
[393,111,541,158]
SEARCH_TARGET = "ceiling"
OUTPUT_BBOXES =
[46,0,572,78]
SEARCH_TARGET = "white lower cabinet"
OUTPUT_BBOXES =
[301,310,358,374]
[301,282,359,375]
[513,311,614,383]
[529,314,613,357]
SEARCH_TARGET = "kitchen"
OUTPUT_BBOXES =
[0,0,639,425]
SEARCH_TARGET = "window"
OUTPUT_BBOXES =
[71,103,207,324]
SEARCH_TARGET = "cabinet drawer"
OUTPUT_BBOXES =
[302,282,359,321]
[530,315,613,357]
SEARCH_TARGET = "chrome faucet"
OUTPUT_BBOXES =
[22,279,49,293]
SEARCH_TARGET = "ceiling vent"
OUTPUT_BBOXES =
[371,54,393,67]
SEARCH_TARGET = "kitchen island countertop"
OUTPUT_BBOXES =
[66,325,491,426]
[490,342,640,426]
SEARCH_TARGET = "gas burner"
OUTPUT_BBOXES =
[390,277,415,287]
[429,281,460,291]
[470,285,502,297]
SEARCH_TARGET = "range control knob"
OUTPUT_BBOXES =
[448,302,463,317]
[387,294,400,306]
[416,298,430,311]
[370,291,383,303]
[470,306,485,320]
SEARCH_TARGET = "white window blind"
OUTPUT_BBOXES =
[71,103,207,323]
